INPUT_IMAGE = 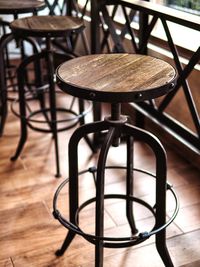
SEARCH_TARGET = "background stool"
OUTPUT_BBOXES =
[0,0,46,136]
[9,15,91,177]
[53,54,179,266]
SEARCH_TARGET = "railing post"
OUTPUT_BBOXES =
[90,0,103,148]
[91,0,102,53]
[138,0,149,54]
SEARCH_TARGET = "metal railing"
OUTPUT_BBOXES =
[89,0,200,154]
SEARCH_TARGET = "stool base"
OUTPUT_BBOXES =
[53,104,179,266]
[10,50,92,177]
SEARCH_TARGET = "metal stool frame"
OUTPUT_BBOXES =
[0,33,41,135]
[9,15,93,177]
[10,47,92,177]
[53,102,179,267]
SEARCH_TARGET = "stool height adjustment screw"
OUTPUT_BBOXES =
[135,93,143,100]
[89,92,96,99]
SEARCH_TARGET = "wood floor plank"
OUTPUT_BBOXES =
[0,202,66,260]
[94,229,200,267]
[0,258,13,267]
[180,260,200,267]
[174,184,200,209]
[169,203,200,233]
[0,157,25,178]
[168,229,200,267]
[12,230,200,267]
[12,244,92,267]
[0,166,57,193]
[168,165,200,187]
[0,179,62,211]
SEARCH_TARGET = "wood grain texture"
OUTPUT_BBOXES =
[11,15,84,36]
[0,258,13,267]
[99,229,200,267]
[0,201,67,260]
[57,54,176,102]
[180,260,200,267]
[0,0,45,14]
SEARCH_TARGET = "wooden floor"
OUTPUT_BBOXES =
[0,95,200,267]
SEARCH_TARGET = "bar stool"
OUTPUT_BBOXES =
[9,15,90,177]
[0,0,46,136]
[53,54,179,266]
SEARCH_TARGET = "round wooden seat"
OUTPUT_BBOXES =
[0,0,46,14]
[10,15,85,38]
[56,54,176,103]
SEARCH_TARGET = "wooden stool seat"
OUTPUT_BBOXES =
[0,0,46,14]
[56,54,176,103]
[10,15,85,38]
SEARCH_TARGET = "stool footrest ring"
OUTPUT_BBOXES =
[11,94,92,133]
[53,166,179,248]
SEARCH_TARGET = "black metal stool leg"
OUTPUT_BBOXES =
[37,91,52,127]
[78,98,96,153]
[0,89,7,137]
[56,230,76,256]
[95,127,116,267]
[11,61,28,161]
[46,40,60,177]
[34,51,52,132]
[10,52,46,161]
[124,123,174,266]
[0,33,14,136]
[56,120,109,256]
[126,135,138,235]
[0,47,7,136]
[155,146,174,267]
[156,229,173,267]
[55,125,80,255]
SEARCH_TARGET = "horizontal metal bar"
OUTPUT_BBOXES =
[107,0,200,31]
[131,102,200,154]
